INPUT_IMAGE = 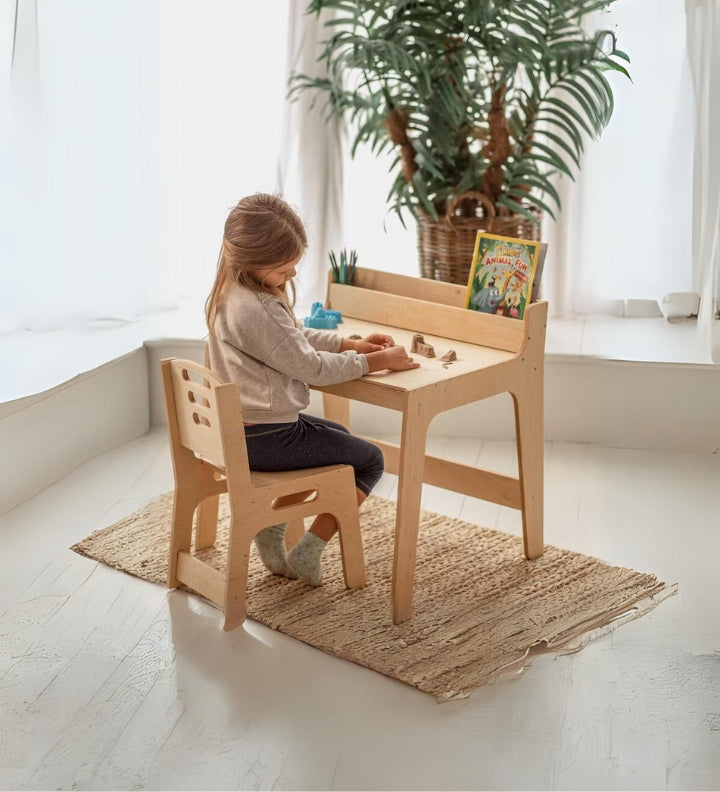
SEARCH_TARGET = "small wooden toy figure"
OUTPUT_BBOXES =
[410,333,436,358]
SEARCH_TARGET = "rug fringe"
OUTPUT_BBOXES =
[436,582,679,702]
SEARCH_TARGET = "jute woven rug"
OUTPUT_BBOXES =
[71,492,672,700]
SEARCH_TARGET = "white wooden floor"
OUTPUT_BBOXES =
[1,429,719,791]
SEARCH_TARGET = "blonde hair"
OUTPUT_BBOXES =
[205,193,307,334]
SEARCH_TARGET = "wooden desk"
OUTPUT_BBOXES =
[312,267,548,624]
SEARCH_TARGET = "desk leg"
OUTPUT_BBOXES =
[512,386,544,559]
[392,396,428,624]
[322,393,350,430]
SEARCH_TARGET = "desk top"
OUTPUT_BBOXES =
[323,316,516,394]
[314,268,546,407]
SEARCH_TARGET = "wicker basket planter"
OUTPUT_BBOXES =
[418,192,541,285]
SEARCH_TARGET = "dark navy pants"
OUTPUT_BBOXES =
[243,413,384,496]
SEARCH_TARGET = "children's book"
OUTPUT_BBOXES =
[463,232,544,320]
[530,242,547,303]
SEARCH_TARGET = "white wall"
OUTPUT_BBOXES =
[3,338,717,517]
[0,350,149,515]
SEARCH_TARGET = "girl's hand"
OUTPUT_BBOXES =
[365,345,420,373]
[363,333,394,349]
[342,333,395,354]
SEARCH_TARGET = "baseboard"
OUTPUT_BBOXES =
[0,349,150,515]
[542,357,720,451]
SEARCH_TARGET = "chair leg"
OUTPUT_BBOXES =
[222,523,252,631]
[285,518,305,549]
[168,490,198,588]
[336,506,367,589]
[196,494,220,550]
[223,577,249,631]
[512,386,544,560]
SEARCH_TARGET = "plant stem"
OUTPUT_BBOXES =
[481,79,512,209]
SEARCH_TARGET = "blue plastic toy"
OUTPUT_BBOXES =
[303,302,343,329]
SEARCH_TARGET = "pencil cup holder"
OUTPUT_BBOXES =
[329,248,357,285]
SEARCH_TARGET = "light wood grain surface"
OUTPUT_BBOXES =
[1,429,718,790]
[329,316,516,391]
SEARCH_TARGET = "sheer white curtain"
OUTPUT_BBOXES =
[277,0,345,306]
[4,0,288,334]
[686,0,720,362]
[3,0,43,333]
[151,1,289,317]
[543,0,695,316]
[341,148,418,278]
[5,3,704,337]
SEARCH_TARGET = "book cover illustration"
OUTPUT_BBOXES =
[463,232,542,320]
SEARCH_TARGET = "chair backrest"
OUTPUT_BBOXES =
[161,358,248,476]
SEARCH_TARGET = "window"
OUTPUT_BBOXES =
[341,0,694,316]
[4,0,289,332]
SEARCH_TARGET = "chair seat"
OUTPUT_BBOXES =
[197,458,351,489]
[249,464,351,488]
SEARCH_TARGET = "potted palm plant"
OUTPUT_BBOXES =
[291,0,630,284]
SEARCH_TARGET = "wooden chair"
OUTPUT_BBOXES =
[160,358,367,631]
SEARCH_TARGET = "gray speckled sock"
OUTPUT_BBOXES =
[253,523,298,579]
[286,532,327,586]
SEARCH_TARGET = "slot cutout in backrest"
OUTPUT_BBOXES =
[187,389,212,426]
[171,361,226,467]
[187,389,210,406]
[192,411,211,427]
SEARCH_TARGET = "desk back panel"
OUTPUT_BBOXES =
[327,269,529,353]
[349,268,466,307]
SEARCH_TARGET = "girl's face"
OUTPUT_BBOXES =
[250,254,302,289]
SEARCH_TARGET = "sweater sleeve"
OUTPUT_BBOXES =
[222,292,368,385]
[301,325,343,353]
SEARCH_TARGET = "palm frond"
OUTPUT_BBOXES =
[292,0,630,222]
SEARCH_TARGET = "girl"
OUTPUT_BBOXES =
[205,193,419,586]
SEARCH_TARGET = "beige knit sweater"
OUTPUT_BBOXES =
[208,282,368,423]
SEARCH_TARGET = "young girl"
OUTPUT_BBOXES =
[205,193,419,586]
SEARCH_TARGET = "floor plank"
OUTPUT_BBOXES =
[1,429,719,791]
